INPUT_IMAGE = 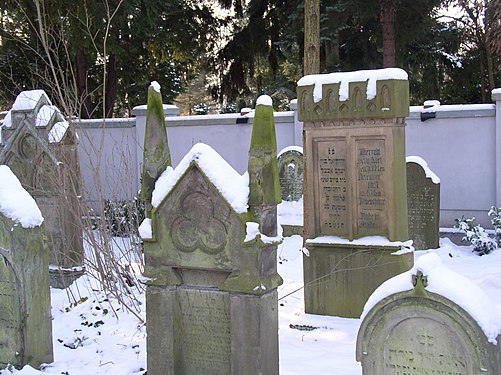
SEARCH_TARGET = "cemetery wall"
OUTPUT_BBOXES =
[73,94,501,227]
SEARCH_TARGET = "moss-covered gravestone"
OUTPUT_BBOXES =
[297,69,414,318]
[277,146,304,202]
[140,86,282,375]
[407,156,440,250]
[1,90,84,288]
[357,253,501,374]
[0,165,53,369]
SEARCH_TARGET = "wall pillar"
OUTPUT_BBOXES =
[493,89,501,207]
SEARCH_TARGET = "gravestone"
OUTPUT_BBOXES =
[357,253,501,374]
[0,165,53,369]
[277,146,304,202]
[297,68,413,318]
[407,156,440,250]
[140,85,282,375]
[1,90,84,288]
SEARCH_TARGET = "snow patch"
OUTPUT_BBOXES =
[492,88,501,95]
[12,90,51,111]
[406,156,440,184]
[152,143,249,214]
[0,165,43,228]
[150,81,161,93]
[306,235,414,251]
[297,68,408,103]
[277,145,303,158]
[3,110,12,128]
[138,218,152,240]
[256,95,273,107]
[244,221,283,244]
[35,105,58,127]
[362,252,501,343]
[48,121,69,143]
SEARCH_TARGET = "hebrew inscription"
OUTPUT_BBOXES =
[179,288,231,374]
[356,139,387,236]
[315,139,349,236]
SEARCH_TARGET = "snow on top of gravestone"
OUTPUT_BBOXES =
[12,90,51,111]
[361,252,501,343]
[150,81,161,93]
[35,105,59,127]
[256,95,273,106]
[277,146,303,158]
[152,143,249,213]
[297,68,408,103]
[492,88,501,95]
[48,121,69,143]
[2,110,12,127]
[0,165,43,228]
[406,156,440,184]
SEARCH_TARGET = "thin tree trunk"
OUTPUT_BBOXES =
[105,53,117,117]
[380,0,398,67]
[75,49,92,119]
[304,0,320,75]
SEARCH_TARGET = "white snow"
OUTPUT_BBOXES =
[150,81,161,93]
[277,145,303,158]
[11,90,51,111]
[35,105,59,127]
[411,103,495,113]
[361,252,501,343]
[256,95,273,107]
[406,156,440,184]
[48,121,69,143]
[306,235,414,253]
[138,218,152,240]
[492,88,501,95]
[244,221,283,244]
[151,143,249,213]
[0,165,43,228]
[278,197,303,226]
[423,99,440,107]
[297,68,408,103]
[2,110,12,128]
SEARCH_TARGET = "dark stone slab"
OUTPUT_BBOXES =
[277,147,303,202]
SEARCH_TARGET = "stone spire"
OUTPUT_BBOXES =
[141,81,171,217]
[248,95,280,236]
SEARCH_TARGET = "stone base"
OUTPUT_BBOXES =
[146,285,279,375]
[303,243,413,318]
[49,266,85,289]
[281,224,303,237]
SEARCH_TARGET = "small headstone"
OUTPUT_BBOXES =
[277,147,304,202]
[357,253,501,374]
[407,156,440,250]
[0,165,53,369]
[0,90,84,288]
[141,88,282,375]
[297,68,413,317]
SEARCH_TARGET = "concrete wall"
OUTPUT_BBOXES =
[75,92,501,228]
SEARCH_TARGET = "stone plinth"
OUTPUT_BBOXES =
[297,69,413,317]
[407,156,440,250]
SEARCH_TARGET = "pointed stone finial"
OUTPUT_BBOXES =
[248,95,280,236]
[141,81,171,217]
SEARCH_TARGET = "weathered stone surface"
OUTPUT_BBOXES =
[143,95,282,375]
[0,90,84,287]
[277,148,303,202]
[407,157,440,250]
[357,269,501,374]
[298,69,413,318]
[0,214,53,368]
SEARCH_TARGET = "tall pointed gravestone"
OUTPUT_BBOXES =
[297,68,414,318]
[140,85,282,375]
[0,165,53,369]
[1,90,84,288]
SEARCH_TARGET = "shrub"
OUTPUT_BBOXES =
[455,216,497,255]
[103,198,145,237]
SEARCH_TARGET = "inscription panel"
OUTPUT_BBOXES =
[407,162,440,250]
[355,139,387,236]
[315,139,349,236]
[384,317,469,375]
[178,288,231,374]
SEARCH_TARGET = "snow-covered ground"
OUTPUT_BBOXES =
[3,227,501,374]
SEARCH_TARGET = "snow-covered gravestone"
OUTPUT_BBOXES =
[297,68,413,318]
[277,146,304,202]
[407,156,440,250]
[140,85,282,375]
[0,166,53,369]
[357,253,501,374]
[1,90,84,288]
